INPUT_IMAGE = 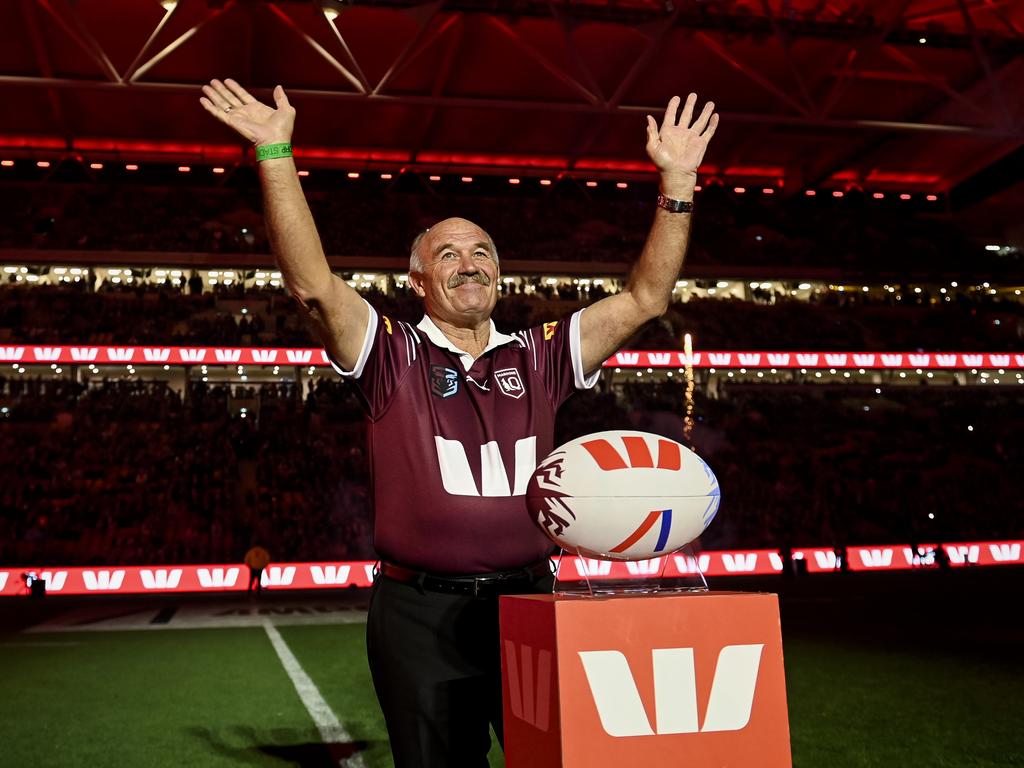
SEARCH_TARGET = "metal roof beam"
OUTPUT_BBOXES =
[122,3,179,82]
[130,2,236,83]
[956,0,1013,130]
[264,3,366,94]
[372,3,452,96]
[21,0,69,148]
[37,0,121,83]
[484,15,599,105]
[2,75,1021,140]
[693,31,812,117]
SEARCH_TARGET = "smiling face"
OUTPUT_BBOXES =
[408,218,500,328]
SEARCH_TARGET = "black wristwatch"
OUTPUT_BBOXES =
[656,193,694,213]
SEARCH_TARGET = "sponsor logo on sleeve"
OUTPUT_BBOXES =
[543,321,558,341]
[430,365,460,398]
[383,316,393,335]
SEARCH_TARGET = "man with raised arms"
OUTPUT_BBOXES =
[201,79,717,768]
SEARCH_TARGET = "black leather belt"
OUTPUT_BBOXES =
[379,559,553,597]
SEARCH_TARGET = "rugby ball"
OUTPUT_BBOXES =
[526,430,720,561]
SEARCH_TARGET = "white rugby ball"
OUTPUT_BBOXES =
[526,430,720,561]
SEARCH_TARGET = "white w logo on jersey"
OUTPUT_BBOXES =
[433,436,536,497]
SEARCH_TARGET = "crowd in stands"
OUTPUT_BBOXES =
[610,382,1020,550]
[1,375,1019,567]
[2,279,1022,351]
[0,378,373,567]
[2,179,1019,279]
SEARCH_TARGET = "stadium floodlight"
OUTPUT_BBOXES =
[321,0,346,20]
[159,0,178,11]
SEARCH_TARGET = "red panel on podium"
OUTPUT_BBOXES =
[500,591,791,767]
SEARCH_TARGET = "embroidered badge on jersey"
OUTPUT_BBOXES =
[543,321,558,340]
[495,367,526,400]
[430,365,460,398]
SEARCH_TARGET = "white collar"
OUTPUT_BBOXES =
[416,314,520,371]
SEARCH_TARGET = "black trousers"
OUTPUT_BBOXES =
[366,569,553,768]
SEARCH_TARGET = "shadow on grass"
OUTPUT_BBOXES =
[189,726,378,767]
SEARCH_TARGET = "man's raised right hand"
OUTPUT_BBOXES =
[200,79,295,147]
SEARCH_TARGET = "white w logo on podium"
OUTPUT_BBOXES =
[579,644,764,737]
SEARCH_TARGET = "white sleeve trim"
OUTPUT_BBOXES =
[328,299,378,378]
[569,308,601,390]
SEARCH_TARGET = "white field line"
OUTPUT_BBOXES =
[263,619,366,768]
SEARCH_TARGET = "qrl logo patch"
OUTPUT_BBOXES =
[430,365,460,398]
[495,367,526,399]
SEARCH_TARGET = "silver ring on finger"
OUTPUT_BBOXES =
[225,106,233,114]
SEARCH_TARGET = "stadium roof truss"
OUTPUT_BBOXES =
[1,0,1023,200]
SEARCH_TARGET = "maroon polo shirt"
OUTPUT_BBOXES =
[331,303,599,574]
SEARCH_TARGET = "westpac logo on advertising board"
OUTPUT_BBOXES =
[579,644,764,737]
[197,567,239,588]
[141,569,183,590]
[260,566,296,587]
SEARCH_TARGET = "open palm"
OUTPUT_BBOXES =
[199,78,295,147]
[646,94,718,177]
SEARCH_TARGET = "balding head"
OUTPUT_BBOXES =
[409,218,499,275]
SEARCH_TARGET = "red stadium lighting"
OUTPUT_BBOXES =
[616,182,628,189]
[762,188,774,195]
[900,193,911,200]
[380,173,393,180]
[212,167,225,174]
[1,160,13,167]
[926,194,938,201]
[733,186,746,193]
[36,161,51,168]
[805,189,816,196]
[461,176,473,183]
[297,170,310,177]
[539,179,552,186]
[177,166,190,173]
[832,190,844,198]
[873,192,885,199]
[89,162,103,170]
[125,164,138,171]
[347,172,360,179]
[508,178,520,185]
[585,181,597,187]
[429,175,441,182]
[694,185,702,192]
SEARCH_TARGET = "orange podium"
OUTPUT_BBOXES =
[499,591,792,767]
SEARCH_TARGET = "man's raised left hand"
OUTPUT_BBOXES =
[646,94,719,198]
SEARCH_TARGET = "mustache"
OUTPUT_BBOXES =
[447,273,491,289]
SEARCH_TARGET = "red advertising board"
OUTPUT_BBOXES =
[1,541,1018,597]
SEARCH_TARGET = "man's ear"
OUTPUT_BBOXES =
[408,271,426,298]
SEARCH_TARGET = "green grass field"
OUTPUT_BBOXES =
[2,611,1023,767]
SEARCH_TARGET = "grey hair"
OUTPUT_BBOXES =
[409,224,499,275]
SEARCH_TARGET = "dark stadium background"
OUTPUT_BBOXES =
[1,0,1022,766]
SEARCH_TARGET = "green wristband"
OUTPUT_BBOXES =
[256,143,293,162]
